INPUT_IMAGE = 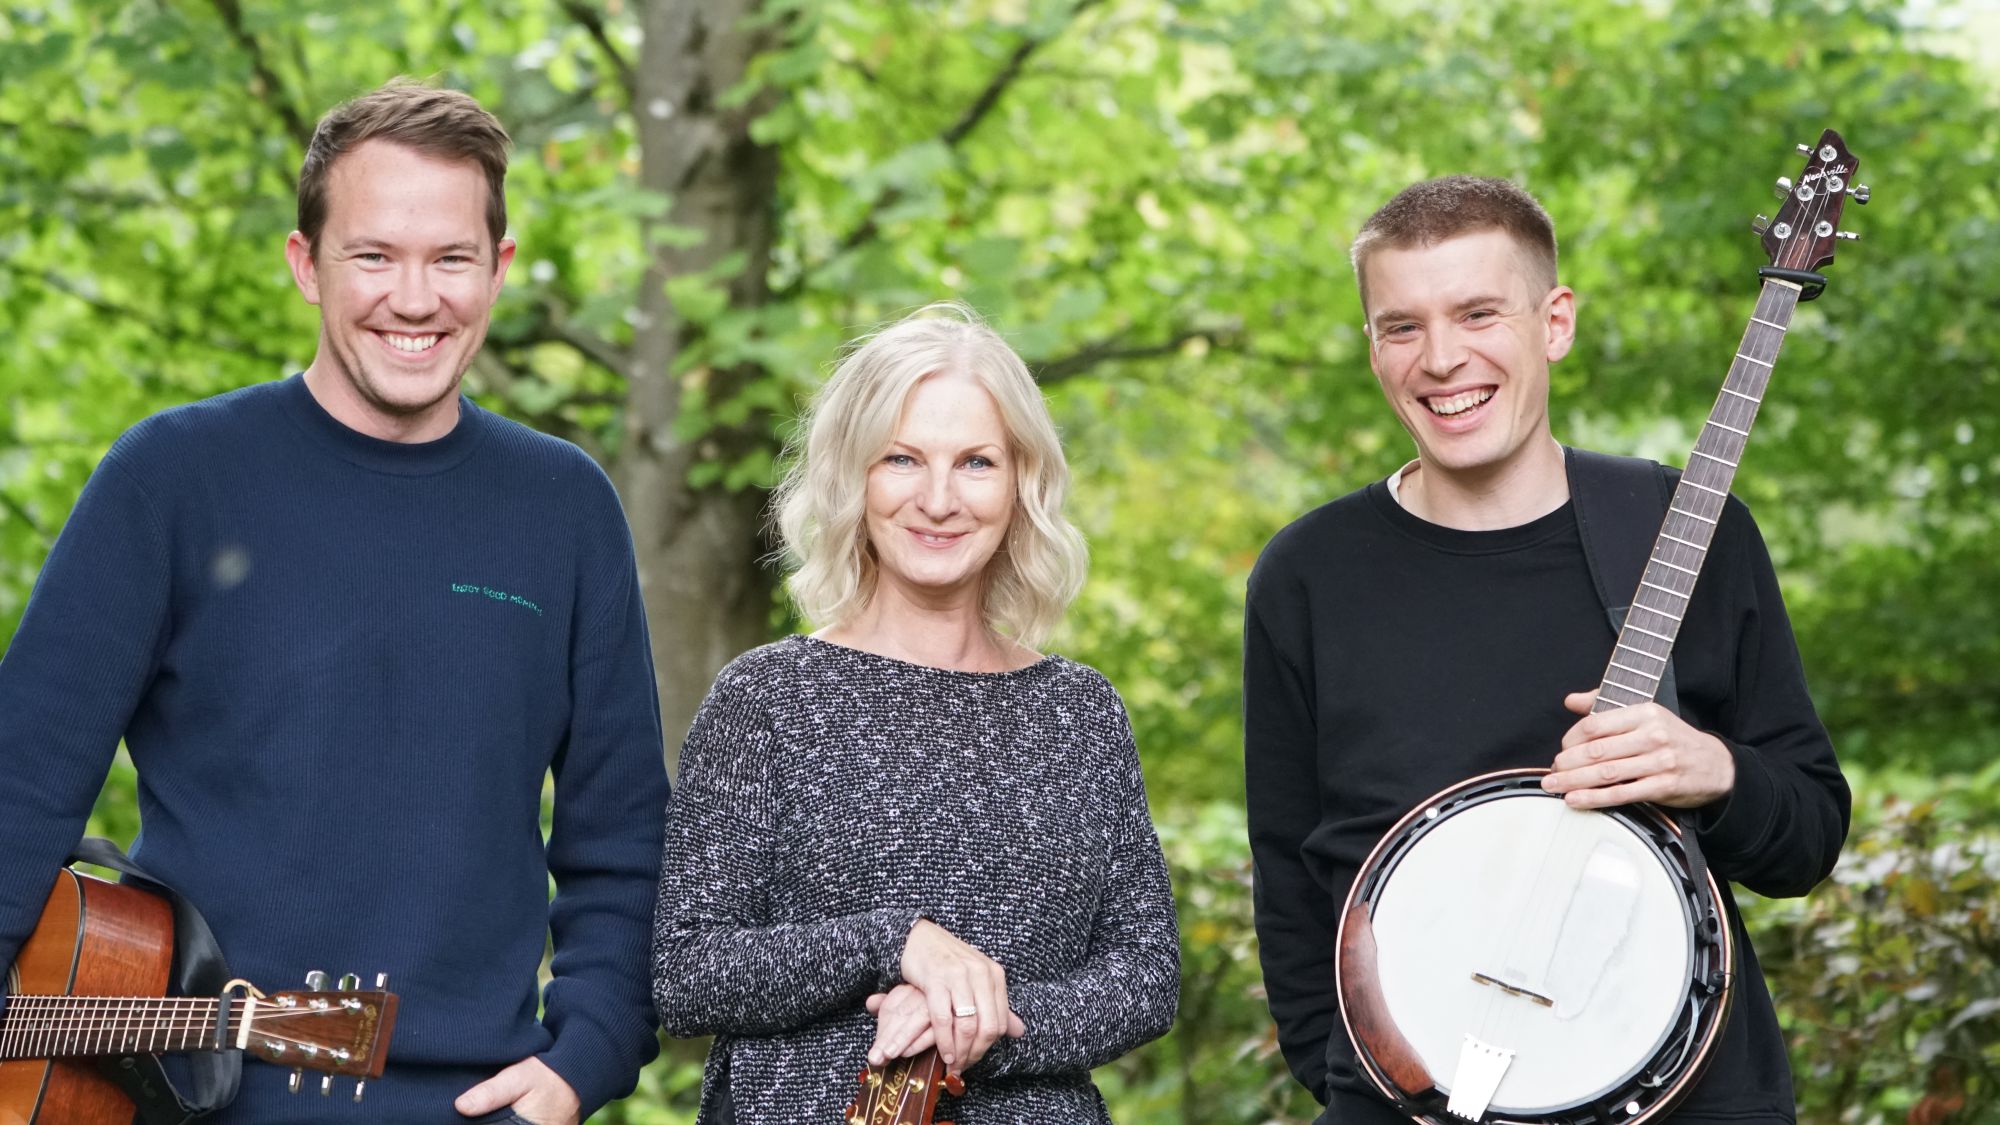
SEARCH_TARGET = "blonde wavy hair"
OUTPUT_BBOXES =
[773,303,1088,649]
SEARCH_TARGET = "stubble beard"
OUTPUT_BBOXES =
[329,328,472,421]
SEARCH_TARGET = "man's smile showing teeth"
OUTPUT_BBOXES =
[379,332,442,354]
[1426,387,1494,417]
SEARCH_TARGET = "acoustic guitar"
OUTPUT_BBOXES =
[840,1047,965,1125]
[1,868,397,1123]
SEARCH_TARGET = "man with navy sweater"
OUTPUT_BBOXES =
[1244,178,1849,1122]
[0,82,669,1123]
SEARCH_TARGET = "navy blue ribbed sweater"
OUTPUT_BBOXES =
[0,375,669,1122]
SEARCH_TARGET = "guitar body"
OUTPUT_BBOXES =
[1,870,171,1125]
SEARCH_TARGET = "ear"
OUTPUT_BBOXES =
[284,231,321,306]
[488,236,517,300]
[1543,285,1577,363]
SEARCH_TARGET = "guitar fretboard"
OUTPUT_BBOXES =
[0,995,239,1060]
[1592,278,1804,713]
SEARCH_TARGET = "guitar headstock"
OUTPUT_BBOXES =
[1755,128,1866,273]
[841,1047,965,1125]
[250,970,399,1101]
[249,989,396,1077]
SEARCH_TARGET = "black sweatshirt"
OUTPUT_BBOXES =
[1243,458,1849,1123]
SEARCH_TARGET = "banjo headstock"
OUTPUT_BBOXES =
[1755,128,1866,273]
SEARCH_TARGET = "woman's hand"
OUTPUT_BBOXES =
[895,920,1026,1069]
[865,984,936,1066]
[865,983,1027,1069]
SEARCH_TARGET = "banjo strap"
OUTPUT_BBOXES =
[1566,449,1720,931]
[1566,446,1683,715]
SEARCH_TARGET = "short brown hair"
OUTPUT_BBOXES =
[1351,176,1557,305]
[297,79,511,255]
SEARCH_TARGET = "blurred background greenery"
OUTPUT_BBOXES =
[4,0,1997,1120]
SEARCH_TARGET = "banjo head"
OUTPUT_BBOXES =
[1340,771,1731,1122]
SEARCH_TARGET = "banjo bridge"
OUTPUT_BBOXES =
[1470,972,1555,1008]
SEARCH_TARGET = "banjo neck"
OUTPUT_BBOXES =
[1589,279,1801,715]
[1592,127,1863,718]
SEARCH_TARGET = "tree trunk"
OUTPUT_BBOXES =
[624,0,784,762]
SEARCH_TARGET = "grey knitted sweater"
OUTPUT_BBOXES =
[651,635,1180,1123]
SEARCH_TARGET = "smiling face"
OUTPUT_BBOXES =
[1363,227,1575,486]
[285,139,515,442]
[863,370,1017,610]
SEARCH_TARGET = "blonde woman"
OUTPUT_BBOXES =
[651,303,1179,1123]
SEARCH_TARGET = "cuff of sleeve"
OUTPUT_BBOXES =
[540,1021,644,1120]
[874,908,926,992]
[1693,736,1777,862]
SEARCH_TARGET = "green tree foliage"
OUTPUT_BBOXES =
[1746,765,2000,1121]
[3,0,1997,1120]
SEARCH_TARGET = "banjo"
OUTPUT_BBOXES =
[1334,130,1864,1124]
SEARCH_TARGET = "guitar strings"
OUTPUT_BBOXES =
[1,997,359,1062]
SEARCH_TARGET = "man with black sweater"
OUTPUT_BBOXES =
[1243,177,1849,1123]
[0,83,668,1123]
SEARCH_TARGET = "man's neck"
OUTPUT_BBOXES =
[1396,440,1569,531]
[302,364,461,444]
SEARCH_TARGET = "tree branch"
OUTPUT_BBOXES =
[209,0,314,152]
[0,489,48,544]
[548,316,633,377]
[1032,322,1237,386]
[5,261,294,371]
[491,299,634,378]
[785,0,1106,292]
[555,0,638,109]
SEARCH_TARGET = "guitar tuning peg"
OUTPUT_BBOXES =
[1835,231,1860,241]
[1773,176,1793,200]
[305,970,328,990]
[320,1074,333,1096]
[1848,183,1871,204]
[288,1068,303,1094]
[375,972,390,989]
[1750,215,1770,236]
[338,973,360,990]
[1796,142,1812,155]
[354,1079,367,1102]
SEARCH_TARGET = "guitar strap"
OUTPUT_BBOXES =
[1565,448,1719,929]
[69,837,242,1124]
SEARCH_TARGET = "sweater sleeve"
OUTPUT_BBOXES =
[1690,500,1850,898]
[651,676,922,1037]
[970,696,1180,1080]
[0,450,171,971]
[1242,559,1342,1105]
[534,480,671,1118]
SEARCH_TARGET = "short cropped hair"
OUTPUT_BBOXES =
[297,79,511,256]
[773,303,1089,648]
[1351,176,1558,307]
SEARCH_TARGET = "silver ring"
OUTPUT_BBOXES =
[953,1003,978,1018]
